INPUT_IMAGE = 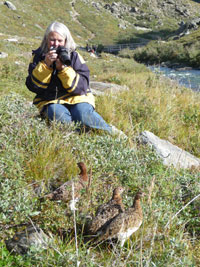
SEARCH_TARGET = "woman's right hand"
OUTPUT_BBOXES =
[44,48,58,68]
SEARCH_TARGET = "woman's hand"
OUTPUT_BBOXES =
[44,49,58,68]
[44,49,66,71]
[55,58,66,71]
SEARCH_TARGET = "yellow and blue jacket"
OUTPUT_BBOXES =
[26,47,95,112]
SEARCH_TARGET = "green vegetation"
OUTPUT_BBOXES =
[121,29,200,68]
[0,0,200,266]
[0,92,200,266]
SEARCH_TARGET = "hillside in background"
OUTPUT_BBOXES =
[1,0,200,68]
[1,0,200,46]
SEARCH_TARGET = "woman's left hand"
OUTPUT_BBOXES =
[56,58,66,71]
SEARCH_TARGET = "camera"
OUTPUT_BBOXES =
[50,46,71,66]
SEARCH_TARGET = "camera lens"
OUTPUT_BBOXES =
[57,46,71,66]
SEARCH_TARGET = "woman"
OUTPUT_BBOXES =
[26,21,126,137]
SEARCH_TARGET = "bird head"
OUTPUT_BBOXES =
[112,186,124,199]
[77,162,88,182]
[134,191,145,200]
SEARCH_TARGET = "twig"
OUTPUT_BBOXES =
[165,193,200,229]
[72,182,80,267]
[147,175,155,208]
[146,218,159,267]
[122,238,138,266]
[87,166,92,191]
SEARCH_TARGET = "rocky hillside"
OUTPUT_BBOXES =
[89,0,200,28]
[1,0,200,46]
[79,0,200,42]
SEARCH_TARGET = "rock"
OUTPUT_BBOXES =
[4,1,16,10]
[91,2,101,11]
[104,2,134,19]
[175,6,190,17]
[130,7,139,13]
[5,225,49,255]
[139,131,200,169]
[6,38,18,42]
[174,18,200,39]
[134,25,152,31]
[15,61,25,66]
[0,51,8,58]
[118,23,127,29]
[89,81,129,96]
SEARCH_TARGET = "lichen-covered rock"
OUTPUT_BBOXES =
[0,51,8,58]
[139,130,200,169]
[90,81,129,96]
[4,1,16,10]
[5,225,49,255]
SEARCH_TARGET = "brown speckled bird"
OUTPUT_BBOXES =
[44,162,88,202]
[86,187,124,236]
[94,191,144,247]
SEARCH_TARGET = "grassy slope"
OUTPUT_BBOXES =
[0,0,200,266]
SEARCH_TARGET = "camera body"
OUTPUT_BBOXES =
[50,46,71,66]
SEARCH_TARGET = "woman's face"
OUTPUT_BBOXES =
[47,31,65,50]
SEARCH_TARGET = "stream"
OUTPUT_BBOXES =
[149,65,200,92]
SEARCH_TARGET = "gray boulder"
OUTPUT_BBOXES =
[4,1,16,10]
[5,225,49,255]
[139,131,200,169]
[90,81,129,96]
[0,51,8,58]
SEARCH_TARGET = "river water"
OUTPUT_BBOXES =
[149,66,200,92]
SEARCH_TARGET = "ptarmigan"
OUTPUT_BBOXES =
[94,191,144,247]
[85,187,124,236]
[44,162,88,202]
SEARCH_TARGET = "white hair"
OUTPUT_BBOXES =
[40,21,77,53]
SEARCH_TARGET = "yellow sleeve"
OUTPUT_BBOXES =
[57,66,77,90]
[32,61,53,89]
